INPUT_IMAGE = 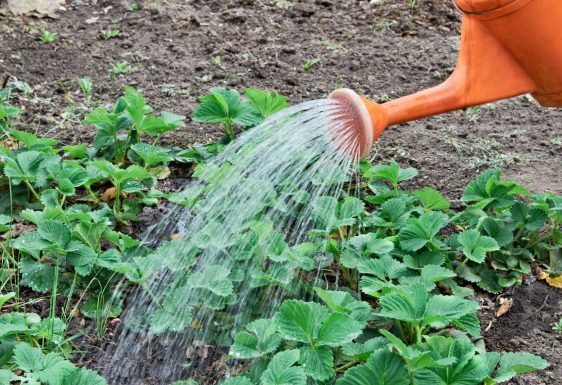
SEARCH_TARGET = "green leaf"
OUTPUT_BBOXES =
[0,213,13,232]
[261,350,306,385]
[3,151,44,182]
[38,220,71,249]
[453,313,481,337]
[414,187,450,211]
[187,265,233,297]
[130,143,173,167]
[124,86,149,130]
[67,243,98,276]
[403,252,445,269]
[482,218,513,248]
[83,107,115,131]
[20,258,57,293]
[13,343,75,385]
[458,229,500,263]
[298,345,334,381]
[317,313,363,346]
[193,88,261,128]
[336,348,409,385]
[0,369,18,383]
[420,265,456,284]
[96,249,123,269]
[423,295,479,326]
[63,143,88,159]
[314,288,373,323]
[141,111,185,136]
[149,302,192,335]
[342,234,394,269]
[244,88,289,118]
[342,337,388,361]
[0,292,15,308]
[398,212,446,252]
[276,300,328,343]
[363,160,418,188]
[493,352,549,383]
[414,336,488,385]
[377,285,426,323]
[312,196,364,231]
[11,130,59,149]
[74,221,107,250]
[359,256,409,296]
[230,318,281,359]
[461,169,527,210]
[62,368,107,385]
[220,378,253,385]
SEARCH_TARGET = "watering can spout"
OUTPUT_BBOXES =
[330,0,562,158]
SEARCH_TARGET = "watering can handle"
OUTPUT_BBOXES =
[378,16,536,128]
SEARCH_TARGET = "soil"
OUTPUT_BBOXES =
[1,0,561,384]
[479,278,562,385]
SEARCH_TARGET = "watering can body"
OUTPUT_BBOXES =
[330,0,562,158]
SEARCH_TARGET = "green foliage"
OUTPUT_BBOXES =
[302,58,319,71]
[39,30,57,43]
[224,162,554,384]
[193,87,289,141]
[553,318,562,333]
[83,86,185,164]
[78,76,93,99]
[1,85,557,385]
[5,342,108,385]
[109,61,136,78]
[103,29,120,38]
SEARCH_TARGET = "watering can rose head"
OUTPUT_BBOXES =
[330,0,562,159]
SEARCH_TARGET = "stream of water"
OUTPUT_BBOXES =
[102,98,362,384]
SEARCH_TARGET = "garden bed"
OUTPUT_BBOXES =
[1,1,561,385]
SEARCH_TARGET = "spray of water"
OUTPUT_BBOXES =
[101,99,362,384]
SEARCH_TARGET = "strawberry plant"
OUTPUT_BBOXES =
[0,342,107,385]
[1,83,559,385]
[193,87,288,141]
[83,86,185,164]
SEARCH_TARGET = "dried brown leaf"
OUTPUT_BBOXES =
[495,297,513,317]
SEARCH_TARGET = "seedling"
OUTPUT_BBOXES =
[212,55,222,67]
[406,0,416,19]
[39,30,57,43]
[103,29,121,39]
[302,57,319,71]
[373,19,394,32]
[109,61,136,79]
[193,88,261,140]
[553,319,562,333]
[128,2,139,11]
[312,39,346,53]
[79,76,93,99]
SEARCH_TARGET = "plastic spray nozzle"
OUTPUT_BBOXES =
[329,0,562,159]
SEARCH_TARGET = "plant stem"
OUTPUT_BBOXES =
[151,134,162,146]
[142,284,162,308]
[48,264,60,350]
[24,180,41,201]
[336,359,361,372]
[225,121,234,140]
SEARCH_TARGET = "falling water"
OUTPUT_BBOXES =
[101,99,362,384]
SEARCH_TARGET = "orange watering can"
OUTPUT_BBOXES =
[330,0,562,158]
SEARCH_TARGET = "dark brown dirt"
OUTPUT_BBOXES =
[479,279,562,385]
[2,0,562,384]
[2,0,560,199]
